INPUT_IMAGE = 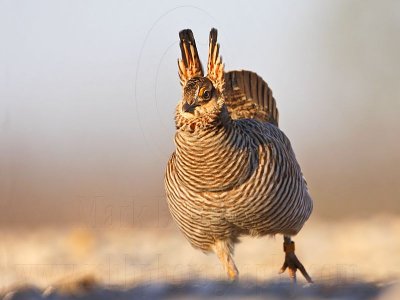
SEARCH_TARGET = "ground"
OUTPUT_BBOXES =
[1,215,399,299]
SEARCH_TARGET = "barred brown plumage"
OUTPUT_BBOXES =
[165,28,313,283]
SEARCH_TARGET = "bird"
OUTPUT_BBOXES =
[165,28,313,283]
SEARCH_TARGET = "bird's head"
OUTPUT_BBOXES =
[175,28,226,132]
[179,76,223,118]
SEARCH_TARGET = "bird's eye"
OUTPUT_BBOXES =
[199,86,213,101]
[202,90,211,100]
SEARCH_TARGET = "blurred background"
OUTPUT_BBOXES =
[0,0,399,297]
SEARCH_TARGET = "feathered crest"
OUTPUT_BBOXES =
[207,28,225,90]
[178,29,203,86]
[177,28,225,90]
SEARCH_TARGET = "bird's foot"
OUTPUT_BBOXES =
[279,240,313,284]
[228,266,239,282]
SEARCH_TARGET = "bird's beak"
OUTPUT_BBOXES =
[182,101,198,113]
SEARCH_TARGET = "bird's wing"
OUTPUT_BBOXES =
[178,29,203,86]
[224,70,279,126]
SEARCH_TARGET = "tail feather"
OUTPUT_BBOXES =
[224,70,279,126]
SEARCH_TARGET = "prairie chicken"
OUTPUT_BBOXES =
[165,28,313,283]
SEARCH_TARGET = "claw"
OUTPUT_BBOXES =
[279,240,313,284]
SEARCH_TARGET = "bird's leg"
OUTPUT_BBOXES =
[279,235,313,283]
[213,239,239,281]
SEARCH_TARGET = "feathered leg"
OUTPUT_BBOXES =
[213,239,239,281]
[279,235,313,283]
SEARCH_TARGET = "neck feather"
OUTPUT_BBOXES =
[174,110,257,192]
